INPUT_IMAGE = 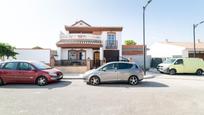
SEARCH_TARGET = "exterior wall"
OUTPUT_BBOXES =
[148,43,185,58]
[123,55,151,69]
[57,47,61,60]
[86,49,93,60]
[14,49,51,64]
[116,32,122,57]
[182,49,189,58]
[101,31,107,49]
[61,48,69,60]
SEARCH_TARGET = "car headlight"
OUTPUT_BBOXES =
[49,72,57,76]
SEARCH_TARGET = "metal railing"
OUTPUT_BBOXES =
[55,60,87,66]
[58,39,102,45]
[60,34,101,39]
[55,60,104,68]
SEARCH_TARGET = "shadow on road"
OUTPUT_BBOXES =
[0,80,72,90]
[97,81,168,88]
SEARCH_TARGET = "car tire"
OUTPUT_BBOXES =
[89,76,100,86]
[128,76,139,85]
[36,76,48,86]
[169,69,176,75]
[0,77,4,86]
[196,69,203,76]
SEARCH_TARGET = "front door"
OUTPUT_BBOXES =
[93,51,100,68]
[99,63,118,82]
[104,50,119,62]
[173,59,184,73]
[16,62,36,83]
[1,62,19,83]
[117,63,133,81]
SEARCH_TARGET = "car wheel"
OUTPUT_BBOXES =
[169,69,176,75]
[128,76,139,85]
[196,69,203,76]
[36,76,48,86]
[89,76,100,86]
[0,78,4,86]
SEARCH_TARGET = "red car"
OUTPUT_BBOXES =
[0,61,63,86]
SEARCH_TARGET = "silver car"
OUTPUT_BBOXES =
[84,62,144,85]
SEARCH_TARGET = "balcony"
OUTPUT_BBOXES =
[105,40,118,49]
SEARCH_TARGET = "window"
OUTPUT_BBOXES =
[118,63,133,69]
[3,62,18,70]
[102,63,117,71]
[174,59,183,65]
[18,62,35,71]
[0,63,5,69]
[107,34,116,45]
[68,50,77,60]
[79,51,86,60]
[31,62,51,70]
[135,64,138,69]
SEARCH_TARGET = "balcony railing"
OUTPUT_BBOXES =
[58,39,102,45]
[55,60,87,66]
[60,34,101,39]
[105,40,118,49]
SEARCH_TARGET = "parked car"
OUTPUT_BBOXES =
[157,58,204,75]
[84,62,144,85]
[0,60,63,86]
[0,61,3,69]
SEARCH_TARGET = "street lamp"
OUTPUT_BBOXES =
[193,20,204,57]
[143,0,152,75]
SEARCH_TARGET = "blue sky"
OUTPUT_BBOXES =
[0,0,203,49]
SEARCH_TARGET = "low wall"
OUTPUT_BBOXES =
[55,66,88,74]
[123,55,151,69]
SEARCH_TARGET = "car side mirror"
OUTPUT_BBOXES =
[102,68,106,71]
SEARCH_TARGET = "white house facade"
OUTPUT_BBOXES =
[56,20,123,68]
[148,40,204,59]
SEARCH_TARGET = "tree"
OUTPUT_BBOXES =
[0,43,18,60]
[125,40,137,45]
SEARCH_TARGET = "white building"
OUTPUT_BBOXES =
[148,40,204,59]
[14,48,52,64]
[56,20,123,67]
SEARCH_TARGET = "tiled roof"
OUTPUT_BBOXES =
[122,45,144,55]
[56,39,102,48]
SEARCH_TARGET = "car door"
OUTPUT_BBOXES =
[117,63,133,81]
[16,62,37,83]
[1,62,18,83]
[173,59,184,73]
[98,63,118,82]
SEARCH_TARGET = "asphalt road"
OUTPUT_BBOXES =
[1,74,204,115]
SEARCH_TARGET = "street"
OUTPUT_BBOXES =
[1,74,204,115]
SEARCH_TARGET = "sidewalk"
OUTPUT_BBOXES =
[63,74,84,79]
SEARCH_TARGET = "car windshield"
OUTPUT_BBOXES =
[163,58,176,64]
[31,62,52,70]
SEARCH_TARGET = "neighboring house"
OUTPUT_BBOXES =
[56,20,123,68]
[148,39,204,67]
[122,45,151,69]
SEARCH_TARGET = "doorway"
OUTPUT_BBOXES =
[93,51,100,68]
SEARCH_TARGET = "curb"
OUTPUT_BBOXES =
[63,78,84,80]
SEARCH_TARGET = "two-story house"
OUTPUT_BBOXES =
[56,20,123,68]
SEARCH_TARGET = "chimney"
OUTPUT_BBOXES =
[197,39,201,43]
[165,39,169,43]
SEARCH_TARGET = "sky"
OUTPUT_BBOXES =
[0,0,203,49]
